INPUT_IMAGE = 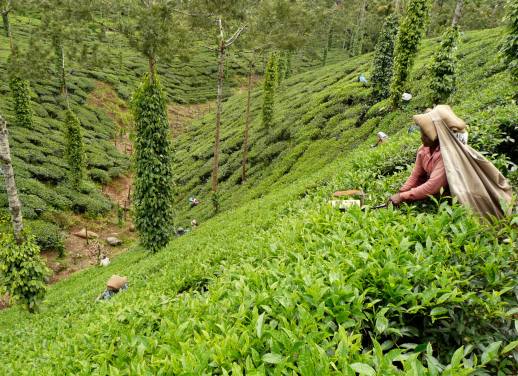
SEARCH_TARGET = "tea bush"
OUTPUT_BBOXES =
[27,220,65,256]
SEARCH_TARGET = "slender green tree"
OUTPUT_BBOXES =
[389,0,432,108]
[350,0,367,56]
[429,25,460,104]
[8,74,33,129]
[117,0,189,251]
[371,14,399,100]
[501,0,517,85]
[277,52,288,85]
[1,0,11,39]
[64,109,85,188]
[262,52,276,129]
[132,74,174,253]
[429,1,463,104]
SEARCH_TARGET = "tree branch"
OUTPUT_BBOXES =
[225,25,247,48]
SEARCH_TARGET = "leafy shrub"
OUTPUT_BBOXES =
[0,233,49,313]
[64,109,85,188]
[371,14,398,100]
[9,77,34,128]
[19,194,48,219]
[27,220,65,257]
[390,0,432,107]
[429,26,460,103]
[132,73,175,252]
[500,0,518,85]
[89,168,110,184]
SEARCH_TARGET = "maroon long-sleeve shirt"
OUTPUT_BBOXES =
[399,145,448,202]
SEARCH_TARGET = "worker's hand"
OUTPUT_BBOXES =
[388,193,403,206]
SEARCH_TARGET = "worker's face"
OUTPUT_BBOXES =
[420,129,437,148]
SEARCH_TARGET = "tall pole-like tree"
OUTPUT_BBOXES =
[389,0,432,108]
[429,1,464,104]
[241,59,254,183]
[350,0,367,56]
[0,115,23,244]
[371,14,399,100]
[262,52,276,129]
[451,0,464,27]
[117,0,189,251]
[1,0,11,42]
[211,18,246,194]
[501,0,517,87]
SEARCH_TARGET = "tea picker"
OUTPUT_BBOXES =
[96,275,128,301]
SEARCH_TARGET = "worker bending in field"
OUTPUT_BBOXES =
[388,105,512,217]
[388,105,468,206]
[389,115,448,206]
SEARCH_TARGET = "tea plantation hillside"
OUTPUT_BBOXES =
[0,14,345,250]
[173,28,518,225]
[0,27,516,375]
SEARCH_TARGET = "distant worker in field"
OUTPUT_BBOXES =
[389,105,512,218]
[372,131,389,147]
[189,196,200,207]
[358,74,368,86]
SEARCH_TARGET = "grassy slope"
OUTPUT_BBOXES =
[0,28,517,374]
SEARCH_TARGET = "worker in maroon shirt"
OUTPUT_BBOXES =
[389,120,448,206]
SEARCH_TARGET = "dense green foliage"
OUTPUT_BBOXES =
[27,220,65,257]
[262,53,276,129]
[132,74,174,253]
[430,26,460,104]
[172,29,517,225]
[0,26,516,374]
[501,0,518,84]
[390,0,432,107]
[63,109,85,189]
[9,76,33,128]
[371,14,399,100]
[0,232,49,313]
[277,52,287,85]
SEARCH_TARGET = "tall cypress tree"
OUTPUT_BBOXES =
[8,75,33,129]
[262,52,276,128]
[371,14,399,100]
[429,25,460,104]
[389,0,432,108]
[132,74,174,253]
[64,109,85,189]
[501,0,517,85]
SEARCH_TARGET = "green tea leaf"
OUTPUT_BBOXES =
[481,341,502,364]
[450,346,464,368]
[256,313,265,339]
[262,353,283,364]
[430,307,448,316]
[350,362,376,376]
[501,340,518,355]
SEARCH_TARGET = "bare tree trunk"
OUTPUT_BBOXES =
[0,115,23,244]
[351,0,367,56]
[394,0,403,15]
[1,10,9,38]
[148,54,156,83]
[241,61,253,183]
[491,0,503,17]
[211,18,225,193]
[451,0,464,27]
